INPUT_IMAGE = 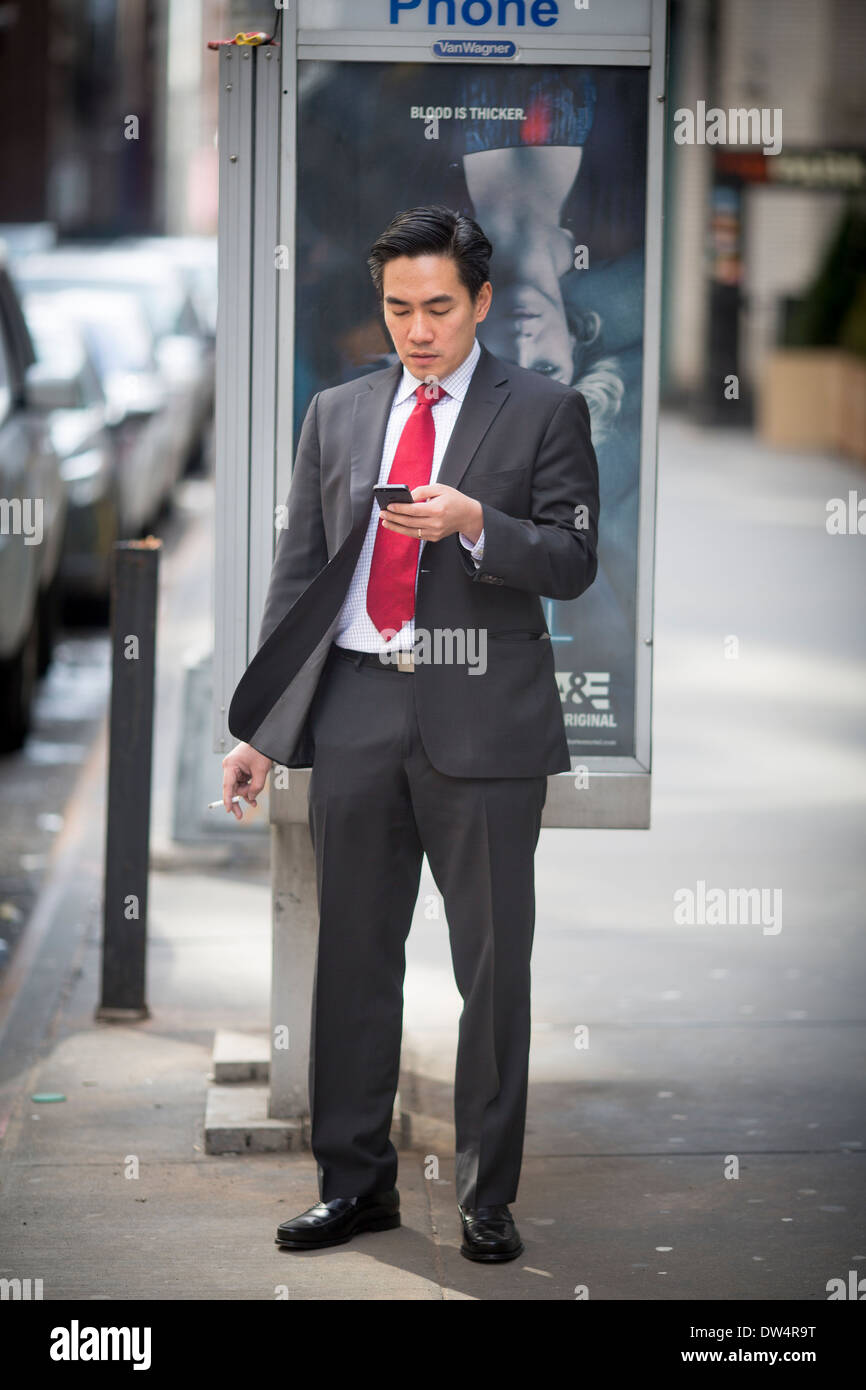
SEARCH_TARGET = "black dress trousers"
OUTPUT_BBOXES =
[306,643,548,1209]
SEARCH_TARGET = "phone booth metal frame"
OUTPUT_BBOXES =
[213,0,668,831]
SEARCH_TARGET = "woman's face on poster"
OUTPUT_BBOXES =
[481,278,577,384]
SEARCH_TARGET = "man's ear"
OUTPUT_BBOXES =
[475,281,493,324]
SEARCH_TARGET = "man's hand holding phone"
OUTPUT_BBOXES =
[376,482,483,545]
[221,742,273,820]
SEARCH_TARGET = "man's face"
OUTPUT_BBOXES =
[382,253,492,384]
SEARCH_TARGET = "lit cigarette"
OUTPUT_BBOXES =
[207,796,247,809]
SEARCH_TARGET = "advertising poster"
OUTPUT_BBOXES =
[294,61,648,759]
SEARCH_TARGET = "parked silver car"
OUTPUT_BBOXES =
[121,236,216,471]
[0,253,66,750]
[13,247,211,479]
[23,294,119,612]
[39,287,176,538]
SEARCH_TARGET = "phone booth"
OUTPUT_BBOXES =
[212,0,667,1131]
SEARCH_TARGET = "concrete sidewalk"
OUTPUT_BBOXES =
[0,415,863,1300]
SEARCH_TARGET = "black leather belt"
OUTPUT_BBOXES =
[331,644,415,673]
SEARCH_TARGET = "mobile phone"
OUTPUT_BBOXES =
[374,484,415,509]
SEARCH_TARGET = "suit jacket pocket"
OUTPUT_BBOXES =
[464,464,528,494]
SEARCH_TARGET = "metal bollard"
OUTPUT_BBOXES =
[96,539,161,1021]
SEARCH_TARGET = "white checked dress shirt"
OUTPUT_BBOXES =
[334,335,485,653]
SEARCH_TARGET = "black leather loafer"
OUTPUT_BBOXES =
[275,1190,400,1249]
[458,1203,524,1262]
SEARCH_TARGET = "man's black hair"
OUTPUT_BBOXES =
[368,205,493,305]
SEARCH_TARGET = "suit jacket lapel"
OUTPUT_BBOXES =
[348,340,511,528]
[348,362,401,525]
[436,341,511,493]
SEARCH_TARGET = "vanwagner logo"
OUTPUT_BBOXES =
[433,38,517,57]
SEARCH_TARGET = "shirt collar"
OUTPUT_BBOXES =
[394,336,481,406]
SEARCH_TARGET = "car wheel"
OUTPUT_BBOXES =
[0,610,40,754]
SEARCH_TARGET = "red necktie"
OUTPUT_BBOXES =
[366,381,444,640]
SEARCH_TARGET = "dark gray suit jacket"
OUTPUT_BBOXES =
[228,339,599,777]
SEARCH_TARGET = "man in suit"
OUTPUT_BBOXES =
[222,205,599,1262]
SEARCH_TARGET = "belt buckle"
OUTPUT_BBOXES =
[395,652,414,673]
